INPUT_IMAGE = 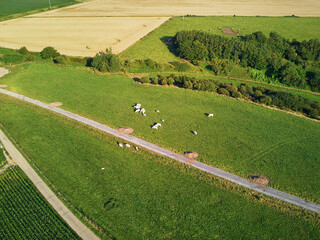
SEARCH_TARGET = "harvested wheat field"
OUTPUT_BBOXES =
[0,0,319,57]
[0,17,168,56]
[32,0,320,17]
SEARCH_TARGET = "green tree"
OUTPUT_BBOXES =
[40,47,60,59]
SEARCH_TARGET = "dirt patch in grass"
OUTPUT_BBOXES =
[48,102,63,107]
[223,27,234,35]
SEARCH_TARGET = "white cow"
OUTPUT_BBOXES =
[135,108,141,113]
[118,143,123,148]
[208,114,214,117]
[125,143,131,148]
[152,125,158,130]
[193,131,198,135]
[134,103,141,108]
[135,146,139,150]
[140,108,146,114]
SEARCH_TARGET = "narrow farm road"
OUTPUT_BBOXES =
[0,129,101,240]
[0,88,320,214]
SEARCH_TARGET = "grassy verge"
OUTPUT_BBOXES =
[0,142,5,167]
[0,166,80,239]
[120,16,320,62]
[1,63,319,203]
[0,94,320,239]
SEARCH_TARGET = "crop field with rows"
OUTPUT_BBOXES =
[0,166,79,240]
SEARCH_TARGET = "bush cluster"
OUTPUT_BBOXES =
[91,48,121,72]
[142,74,319,119]
[174,30,320,91]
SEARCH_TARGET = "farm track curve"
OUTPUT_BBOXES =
[0,88,319,214]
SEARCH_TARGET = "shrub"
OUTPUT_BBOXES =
[140,76,150,84]
[159,76,167,85]
[254,90,263,97]
[167,77,174,85]
[217,88,230,96]
[182,80,193,89]
[40,47,60,59]
[54,56,67,65]
[91,49,121,72]
[18,46,29,55]
[259,95,272,105]
[26,54,35,62]
[151,77,159,85]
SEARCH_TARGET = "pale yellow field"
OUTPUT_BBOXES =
[35,0,320,17]
[0,0,319,57]
[0,16,168,56]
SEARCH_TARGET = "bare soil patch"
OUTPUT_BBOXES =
[48,102,63,107]
[0,68,9,78]
[117,127,134,134]
[223,28,234,35]
[248,174,270,186]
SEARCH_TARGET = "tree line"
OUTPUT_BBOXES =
[140,74,320,119]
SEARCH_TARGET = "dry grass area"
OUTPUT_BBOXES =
[0,0,319,57]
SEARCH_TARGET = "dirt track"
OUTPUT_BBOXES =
[0,0,319,57]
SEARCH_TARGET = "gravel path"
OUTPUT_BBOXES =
[0,129,100,240]
[0,88,319,214]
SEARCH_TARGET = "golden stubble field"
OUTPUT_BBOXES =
[0,0,319,57]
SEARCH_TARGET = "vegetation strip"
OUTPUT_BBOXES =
[0,128,100,240]
[1,88,319,214]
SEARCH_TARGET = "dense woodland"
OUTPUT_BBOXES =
[174,30,320,92]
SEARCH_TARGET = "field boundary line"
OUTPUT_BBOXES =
[0,88,320,214]
[0,126,100,239]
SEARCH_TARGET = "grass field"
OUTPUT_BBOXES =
[120,16,320,62]
[0,166,79,239]
[0,94,319,239]
[0,0,77,18]
[1,63,319,203]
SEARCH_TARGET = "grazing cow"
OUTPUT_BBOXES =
[155,110,160,113]
[135,109,141,113]
[135,146,139,150]
[125,143,131,148]
[161,119,165,122]
[118,143,123,148]
[152,125,158,130]
[140,108,146,114]
[193,131,197,135]
[208,114,214,117]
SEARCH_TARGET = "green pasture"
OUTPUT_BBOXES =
[0,0,77,19]
[0,166,79,239]
[0,94,319,239]
[120,16,320,62]
[1,63,319,202]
